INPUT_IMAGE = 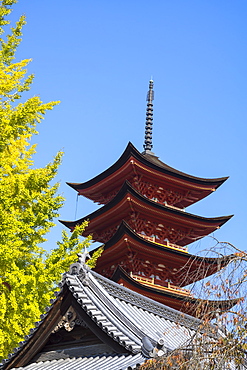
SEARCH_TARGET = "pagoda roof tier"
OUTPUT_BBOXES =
[60,181,232,246]
[67,142,228,208]
[112,266,239,319]
[93,221,235,287]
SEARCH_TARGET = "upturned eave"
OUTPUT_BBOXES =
[111,266,239,319]
[60,181,233,246]
[93,221,235,286]
[67,142,228,207]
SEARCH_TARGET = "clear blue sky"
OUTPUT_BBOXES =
[10,0,247,255]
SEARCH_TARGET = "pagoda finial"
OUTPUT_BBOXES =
[143,79,155,155]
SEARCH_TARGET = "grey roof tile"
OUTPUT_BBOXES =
[12,353,145,370]
[3,261,244,370]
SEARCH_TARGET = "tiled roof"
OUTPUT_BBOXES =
[62,261,200,353]
[12,353,145,370]
[2,257,245,370]
[91,269,202,334]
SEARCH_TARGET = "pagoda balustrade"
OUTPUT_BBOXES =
[137,233,188,252]
[97,254,188,287]
[130,272,192,297]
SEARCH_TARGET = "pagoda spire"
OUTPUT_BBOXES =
[143,79,154,155]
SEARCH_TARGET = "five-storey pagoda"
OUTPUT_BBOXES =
[61,80,235,317]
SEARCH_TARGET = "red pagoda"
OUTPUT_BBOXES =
[61,80,235,317]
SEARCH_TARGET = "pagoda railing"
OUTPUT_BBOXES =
[138,233,188,252]
[130,273,192,297]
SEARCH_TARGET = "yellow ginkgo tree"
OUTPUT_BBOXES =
[0,0,101,359]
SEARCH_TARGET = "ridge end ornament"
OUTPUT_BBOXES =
[69,248,91,285]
